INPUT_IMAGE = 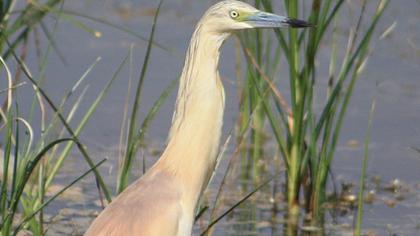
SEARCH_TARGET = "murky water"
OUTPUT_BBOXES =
[10,0,420,235]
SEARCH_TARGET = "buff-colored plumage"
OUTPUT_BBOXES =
[85,1,310,235]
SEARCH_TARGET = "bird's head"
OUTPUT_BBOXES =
[202,0,312,33]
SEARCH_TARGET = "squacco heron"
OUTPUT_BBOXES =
[85,1,310,235]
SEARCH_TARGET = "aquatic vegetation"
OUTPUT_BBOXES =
[2,0,412,235]
[212,0,389,234]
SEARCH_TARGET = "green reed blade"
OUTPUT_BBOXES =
[118,0,164,193]
[355,100,375,235]
[5,38,112,202]
[13,159,106,235]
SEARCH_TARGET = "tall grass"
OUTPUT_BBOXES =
[117,0,164,193]
[355,100,376,236]
[1,1,148,234]
[0,0,391,234]
[1,0,64,60]
[1,0,176,233]
[0,52,118,234]
[235,0,389,230]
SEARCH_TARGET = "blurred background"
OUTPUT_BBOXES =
[0,0,419,235]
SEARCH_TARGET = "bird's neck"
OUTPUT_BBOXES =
[156,23,229,211]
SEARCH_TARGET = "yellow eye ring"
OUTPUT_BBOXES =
[230,10,239,19]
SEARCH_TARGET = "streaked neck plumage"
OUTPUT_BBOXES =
[155,19,230,212]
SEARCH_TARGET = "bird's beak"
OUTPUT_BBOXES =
[244,11,313,28]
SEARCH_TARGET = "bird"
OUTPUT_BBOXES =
[85,1,311,235]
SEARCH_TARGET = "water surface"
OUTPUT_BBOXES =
[15,0,420,235]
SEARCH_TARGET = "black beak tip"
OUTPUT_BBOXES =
[285,18,314,28]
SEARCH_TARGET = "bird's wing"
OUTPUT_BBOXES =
[85,171,184,236]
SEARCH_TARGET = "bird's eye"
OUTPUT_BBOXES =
[230,10,239,19]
